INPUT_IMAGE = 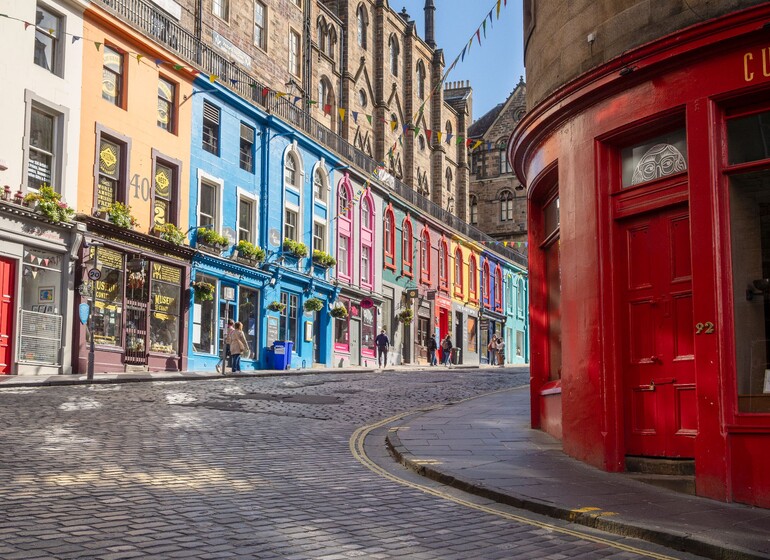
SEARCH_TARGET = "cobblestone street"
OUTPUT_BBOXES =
[0,369,699,559]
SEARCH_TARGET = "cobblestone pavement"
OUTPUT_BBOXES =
[0,368,701,559]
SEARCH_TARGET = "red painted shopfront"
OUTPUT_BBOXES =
[512,5,770,507]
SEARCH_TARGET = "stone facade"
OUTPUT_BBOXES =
[523,0,767,108]
[166,0,470,220]
[468,79,527,249]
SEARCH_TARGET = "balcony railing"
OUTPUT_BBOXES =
[97,0,527,268]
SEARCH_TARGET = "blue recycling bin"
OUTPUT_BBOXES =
[272,341,293,370]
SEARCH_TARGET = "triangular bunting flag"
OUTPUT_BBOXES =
[231,79,239,85]
[497,0,502,18]
[482,20,487,38]
[155,59,164,66]
[24,22,31,30]
[476,28,481,45]
[209,74,217,83]
[174,64,184,71]
[402,124,409,133]
[307,99,317,106]
[323,104,331,115]
[262,87,269,98]
[413,127,420,136]
[436,131,442,143]
[338,108,346,121]
[390,120,398,132]
[366,114,372,125]
[136,54,143,64]
[461,46,468,63]
[352,111,358,123]
[71,35,80,44]
[426,129,432,141]
[276,92,286,99]
[94,42,102,51]
[472,140,482,150]
[293,96,301,105]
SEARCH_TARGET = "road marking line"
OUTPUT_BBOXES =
[350,407,678,560]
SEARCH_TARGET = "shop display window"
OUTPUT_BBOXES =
[334,298,350,351]
[193,274,217,354]
[91,247,123,346]
[149,263,181,354]
[361,306,375,356]
[19,247,62,364]
[621,128,687,188]
[239,287,260,358]
[727,110,770,165]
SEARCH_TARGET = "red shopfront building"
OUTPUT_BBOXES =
[512,4,770,508]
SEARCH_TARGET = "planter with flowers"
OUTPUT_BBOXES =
[196,227,229,255]
[312,250,336,268]
[192,281,215,302]
[153,223,187,246]
[303,298,324,313]
[98,201,139,229]
[283,238,308,259]
[330,304,348,319]
[267,300,286,313]
[233,240,266,266]
[397,308,414,326]
[22,186,74,224]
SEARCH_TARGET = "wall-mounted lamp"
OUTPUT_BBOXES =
[619,66,636,77]
[747,278,770,301]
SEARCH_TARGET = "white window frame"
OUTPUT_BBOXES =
[236,187,258,244]
[212,0,229,22]
[23,91,68,193]
[34,3,63,77]
[289,29,301,77]
[253,0,267,51]
[284,204,299,242]
[197,169,223,233]
[313,219,327,253]
[312,163,328,205]
[283,142,304,244]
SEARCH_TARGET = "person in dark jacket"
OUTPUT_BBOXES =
[427,334,438,366]
[374,328,390,368]
[441,334,453,366]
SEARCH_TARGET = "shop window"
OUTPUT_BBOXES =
[334,298,350,351]
[240,123,255,172]
[34,4,62,75]
[239,287,260,359]
[516,330,524,357]
[192,274,217,354]
[102,46,125,107]
[313,221,326,253]
[362,306,375,357]
[402,216,413,277]
[621,128,687,188]
[727,109,770,165]
[27,102,63,192]
[157,77,176,132]
[467,316,477,353]
[96,134,126,210]
[91,247,124,347]
[152,155,178,228]
[149,263,181,354]
[543,192,561,381]
[238,196,255,243]
[254,1,267,50]
[202,101,220,155]
[469,255,478,302]
[384,205,395,270]
[417,316,429,349]
[19,247,62,365]
[279,292,298,345]
[454,248,463,296]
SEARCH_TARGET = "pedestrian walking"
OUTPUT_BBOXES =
[427,334,438,366]
[441,334,453,366]
[228,322,249,373]
[487,336,498,366]
[375,328,390,368]
[497,336,506,367]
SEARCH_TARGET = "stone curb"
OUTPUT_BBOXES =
[385,422,767,560]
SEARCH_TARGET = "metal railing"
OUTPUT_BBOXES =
[98,0,527,267]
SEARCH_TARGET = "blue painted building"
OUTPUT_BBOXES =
[187,77,340,371]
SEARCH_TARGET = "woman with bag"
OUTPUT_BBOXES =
[228,322,249,373]
[487,337,498,366]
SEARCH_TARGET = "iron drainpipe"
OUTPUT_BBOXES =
[194,0,202,64]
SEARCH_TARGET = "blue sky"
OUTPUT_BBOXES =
[397,0,525,123]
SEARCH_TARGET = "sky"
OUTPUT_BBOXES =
[396,0,525,123]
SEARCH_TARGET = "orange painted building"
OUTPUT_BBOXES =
[74,3,196,373]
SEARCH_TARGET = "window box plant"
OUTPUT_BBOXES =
[303,297,324,313]
[22,185,74,224]
[397,308,414,325]
[196,227,229,253]
[283,238,309,258]
[154,223,187,246]
[312,249,336,268]
[192,281,215,302]
[234,239,266,264]
[98,201,139,229]
[330,304,348,319]
[267,300,286,313]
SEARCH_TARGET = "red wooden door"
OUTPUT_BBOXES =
[0,257,15,375]
[620,205,697,458]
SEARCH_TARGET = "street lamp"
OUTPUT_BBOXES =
[84,239,104,382]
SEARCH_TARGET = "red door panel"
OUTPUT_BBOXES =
[621,206,696,458]
[0,257,15,375]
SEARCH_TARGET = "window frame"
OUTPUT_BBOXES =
[237,188,258,244]
[312,219,326,254]
[284,204,299,242]
[102,45,125,108]
[469,255,478,303]
[157,76,177,133]
[469,195,478,225]
[482,260,491,308]
[93,125,131,214]
[279,292,299,346]
[416,61,425,99]
[389,36,399,76]
[383,204,396,270]
[357,6,367,49]
[500,189,514,222]
[454,247,464,297]
[239,122,255,173]
[212,0,230,22]
[34,3,63,76]
[313,166,328,205]
[24,92,68,194]
[337,177,354,283]
[499,138,512,174]
[495,265,503,311]
[151,150,181,229]
[359,190,375,290]
[289,29,301,78]
[402,216,413,278]
[438,238,449,292]
[420,226,431,285]
[253,0,267,51]
[202,100,220,155]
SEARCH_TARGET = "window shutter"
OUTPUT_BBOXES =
[240,123,254,142]
[203,101,220,124]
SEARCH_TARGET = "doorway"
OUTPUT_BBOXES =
[618,204,696,458]
[454,311,463,365]
[0,257,15,374]
[349,318,360,366]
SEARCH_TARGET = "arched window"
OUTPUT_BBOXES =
[445,120,453,136]
[416,61,425,99]
[326,28,336,59]
[360,191,374,288]
[469,255,478,301]
[389,36,399,76]
[384,204,395,270]
[483,260,491,308]
[357,5,367,49]
[500,190,514,222]
[454,248,464,296]
[284,153,298,188]
[337,177,353,281]
[313,167,326,204]
[498,137,511,174]
[469,195,478,225]
[420,227,431,284]
[317,18,327,53]
[517,276,525,317]
[445,167,453,193]
[318,77,334,116]
[439,238,449,291]
[402,216,413,277]
[495,266,503,311]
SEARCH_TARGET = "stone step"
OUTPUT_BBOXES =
[626,473,696,495]
[625,456,695,476]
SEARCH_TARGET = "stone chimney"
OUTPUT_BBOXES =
[424,0,436,48]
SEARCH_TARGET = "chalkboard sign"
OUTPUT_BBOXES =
[267,315,279,346]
